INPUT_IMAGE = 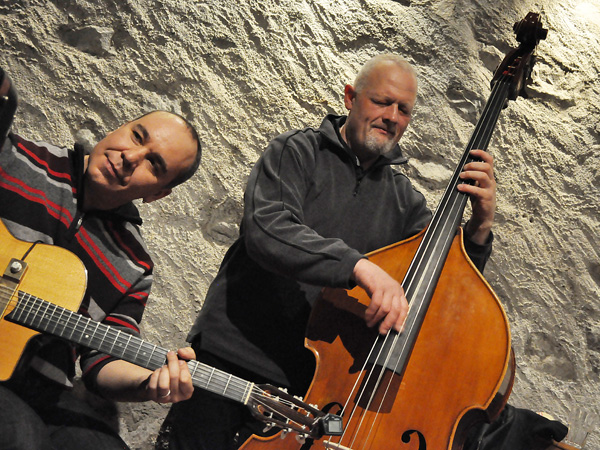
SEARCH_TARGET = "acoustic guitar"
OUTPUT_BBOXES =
[0,220,340,441]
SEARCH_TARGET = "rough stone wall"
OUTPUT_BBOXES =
[1,0,599,449]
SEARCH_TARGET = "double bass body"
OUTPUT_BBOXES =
[241,229,511,450]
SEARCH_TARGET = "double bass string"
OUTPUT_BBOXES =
[335,72,513,449]
[333,329,406,448]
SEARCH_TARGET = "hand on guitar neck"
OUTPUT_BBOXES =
[96,348,195,403]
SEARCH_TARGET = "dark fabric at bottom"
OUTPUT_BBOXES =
[0,369,129,450]
[464,404,568,450]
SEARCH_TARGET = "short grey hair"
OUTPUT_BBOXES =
[353,54,417,93]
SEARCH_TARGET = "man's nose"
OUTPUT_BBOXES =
[382,104,399,122]
[121,147,148,169]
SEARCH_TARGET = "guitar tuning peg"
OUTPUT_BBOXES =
[280,428,290,439]
[296,434,307,444]
[262,422,274,433]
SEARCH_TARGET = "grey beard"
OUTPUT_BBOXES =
[364,134,395,157]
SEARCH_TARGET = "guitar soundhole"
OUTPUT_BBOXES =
[401,429,426,449]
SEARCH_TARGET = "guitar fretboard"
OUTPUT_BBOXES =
[8,291,255,404]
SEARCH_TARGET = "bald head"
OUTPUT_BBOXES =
[354,54,417,94]
[133,110,202,188]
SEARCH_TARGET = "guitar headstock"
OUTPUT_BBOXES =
[492,12,548,101]
[247,383,342,443]
[0,67,18,148]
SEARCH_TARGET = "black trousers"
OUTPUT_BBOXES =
[0,369,128,450]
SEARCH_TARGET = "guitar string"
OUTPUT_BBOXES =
[336,72,511,449]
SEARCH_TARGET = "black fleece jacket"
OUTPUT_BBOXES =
[188,114,492,390]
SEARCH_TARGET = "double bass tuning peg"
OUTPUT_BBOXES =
[513,12,548,48]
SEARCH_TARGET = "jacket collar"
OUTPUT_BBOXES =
[318,114,408,168]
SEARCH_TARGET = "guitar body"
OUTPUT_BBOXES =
[0,220,86,380]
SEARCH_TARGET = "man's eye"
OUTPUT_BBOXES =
[133,130,142,143]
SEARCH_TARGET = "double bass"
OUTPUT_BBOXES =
[240,12,548,450]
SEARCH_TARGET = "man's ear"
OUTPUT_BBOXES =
[142,188,172,204]
[344,84,356,110]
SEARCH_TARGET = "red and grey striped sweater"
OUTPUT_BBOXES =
[0,133,154,393]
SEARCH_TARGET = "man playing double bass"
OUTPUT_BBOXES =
[159,54,566,450]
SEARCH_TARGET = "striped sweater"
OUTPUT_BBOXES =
[0,133,154,393]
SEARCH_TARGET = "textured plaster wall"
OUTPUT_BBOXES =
[1,0,599,448]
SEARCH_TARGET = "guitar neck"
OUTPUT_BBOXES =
[7,291,254,404]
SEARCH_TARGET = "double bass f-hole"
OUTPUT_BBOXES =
[402,430,427,449]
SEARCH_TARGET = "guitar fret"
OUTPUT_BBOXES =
[97,322,110,353]
[107,327,121,356]
[49,305,65,335]
[131,333,141,361]
[80,318,91,345]
[13,293,27,323]
[38,300,51,331]
[89,321,101,348]
[53,308,72,339]
[189,360,199,379]
[35,298,43,329]
[107,327,119,355]
[120,331,132,359]
[23,294,38,328]
[136,340,149,364]
[125,333,144,366]
[146,343,156,367]
[206,367,215,389]
[68,314,81,342]
[223,374,232,396]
